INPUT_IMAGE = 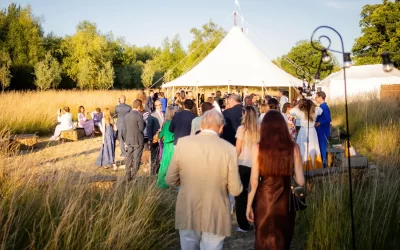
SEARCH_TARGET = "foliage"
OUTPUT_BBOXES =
[34,52,62,91]
[352,0,400,67]
[0,3,44,89]
[141,60,156,88]
[62,21,115,90]
[274,40,340,81]
[184,20,226,73]
[0,49,12,91]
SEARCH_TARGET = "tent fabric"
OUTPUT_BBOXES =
[162,27,302,88]
[319,65,400,99]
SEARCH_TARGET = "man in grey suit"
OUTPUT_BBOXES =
[147,100,164,175]
[114,95,132,157]
[145,90,154,113]
[123,99,145,181]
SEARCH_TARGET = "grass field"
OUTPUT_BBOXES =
[0,90,399,249]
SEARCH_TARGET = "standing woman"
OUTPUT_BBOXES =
[282,103,297,141]
[246,110,305,250]
[290,99,323,170]
[96,108,117,170]
[235,106,260,232]
[78,106,94,136]
[157,106,175,188]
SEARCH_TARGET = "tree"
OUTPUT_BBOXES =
[34,52,62,91]
[0,3,44,89]
[184,20,226,72]
[141,60,155,88]
[275,40,339,81]
[352,0,400,67]
[62,21,115,89]
[0,50,12,92]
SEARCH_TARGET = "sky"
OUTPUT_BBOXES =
[0,0,383,60]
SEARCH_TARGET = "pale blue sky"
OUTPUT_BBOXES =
[1,0,382,59]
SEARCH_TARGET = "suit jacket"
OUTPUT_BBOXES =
[169,110,196,145]
[222,104,243,146]
[147,110,164,141]
[316,102,331,137]
[166,132,242,237]
[114,103,132,129]
[145,96,154,113]
[123,110,145,146]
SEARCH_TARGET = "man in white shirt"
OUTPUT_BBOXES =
[279,89,289,112]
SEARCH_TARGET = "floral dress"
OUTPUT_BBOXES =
[286,113,297,141]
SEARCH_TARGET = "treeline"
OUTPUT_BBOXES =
[0,3,226,91]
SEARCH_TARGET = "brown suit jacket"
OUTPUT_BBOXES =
[166,131,243,237]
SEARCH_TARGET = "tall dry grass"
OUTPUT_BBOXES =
[0,150,177,250]
[0,90,144,135]
[293,93,400,249]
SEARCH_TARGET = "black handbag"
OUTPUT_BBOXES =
[289,183,307,212]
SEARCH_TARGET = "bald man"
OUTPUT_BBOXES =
[115,95,132,157]
[147,100,164,175]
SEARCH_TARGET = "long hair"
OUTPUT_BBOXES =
[241,106,260,148]
[78,106,85,113]
[103,108,113,125]
[298,99,316,122]
[258,110,295,176]
[165,106,175,121]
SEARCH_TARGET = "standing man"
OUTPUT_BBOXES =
[115,95,132,157]
[191,102,214,135]
[145,90,154,113]
[222,94,243,146]
[147,100,164,175]
[123,99,145,181]
[278,89,289,112]
[315,91,332,168]
[214,90,222,103]
[169,99,196,146]
[166,110,242,249]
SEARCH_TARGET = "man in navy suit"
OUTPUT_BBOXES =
[315,91,332,168]
[222,94,243,146]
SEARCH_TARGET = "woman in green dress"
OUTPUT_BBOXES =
[157,106,176,188]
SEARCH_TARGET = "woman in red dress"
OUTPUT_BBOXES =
[246,110,305,250]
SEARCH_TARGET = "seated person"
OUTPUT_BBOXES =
[91,108,103,128]
[49,106,74,141]
[77,106,94,136]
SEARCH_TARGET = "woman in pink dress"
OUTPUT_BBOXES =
[78,106,94,136]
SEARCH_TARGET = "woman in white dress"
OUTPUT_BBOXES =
[290,99,323,170]
[49,106,74,141]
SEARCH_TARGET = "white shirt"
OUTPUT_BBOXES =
[213,100,222,113]
[279,96,289,112]
[201,129,218,136]
[58,112,74,131]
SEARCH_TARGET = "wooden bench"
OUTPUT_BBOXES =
[60,128,85,142]
[10,134,38,150]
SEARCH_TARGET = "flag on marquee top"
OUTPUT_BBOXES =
[235,0,241,9]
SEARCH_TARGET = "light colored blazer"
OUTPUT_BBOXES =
[166,131,243,237]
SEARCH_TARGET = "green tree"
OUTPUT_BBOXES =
[0,50,12,92]
[184,20,226,72]
[62,21,115,89]
[34,52,62,91]
[352,0,400,67]
[141,60,155,88]
[275,40,339,81]
[0,3,44,89]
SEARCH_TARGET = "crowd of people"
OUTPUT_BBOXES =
[49,87,332,249]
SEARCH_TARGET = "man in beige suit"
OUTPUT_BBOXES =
[166,109,243,250]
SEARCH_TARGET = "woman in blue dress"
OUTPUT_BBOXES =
[96,108,117,170]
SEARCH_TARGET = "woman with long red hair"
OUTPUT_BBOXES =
[246,110,305,250]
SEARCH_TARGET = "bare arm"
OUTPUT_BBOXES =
[236,138,243,156]
[101,118,106,143]
[246,145,260,222]
[294,144,305,186]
